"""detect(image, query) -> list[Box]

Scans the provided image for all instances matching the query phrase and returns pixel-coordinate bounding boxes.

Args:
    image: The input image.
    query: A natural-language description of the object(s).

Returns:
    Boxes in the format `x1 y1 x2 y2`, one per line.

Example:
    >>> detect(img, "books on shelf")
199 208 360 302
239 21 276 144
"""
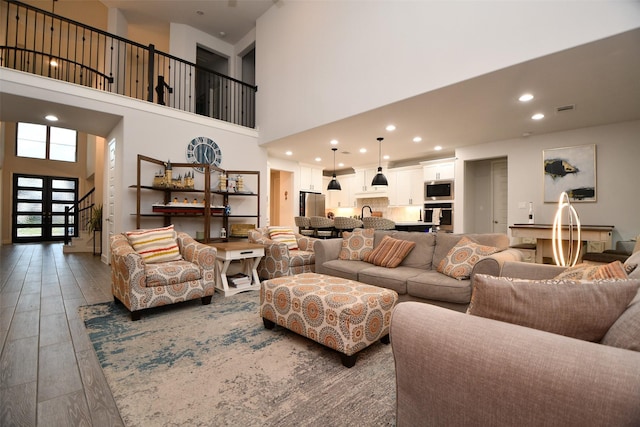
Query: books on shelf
227 273 251 287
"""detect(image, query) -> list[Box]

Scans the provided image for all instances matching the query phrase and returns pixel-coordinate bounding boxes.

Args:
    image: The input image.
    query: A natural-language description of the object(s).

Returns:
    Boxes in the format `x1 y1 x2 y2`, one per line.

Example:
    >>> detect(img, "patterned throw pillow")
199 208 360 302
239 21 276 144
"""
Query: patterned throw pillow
339 228 375 260
468 274 640 342
554 261 629 280
437 236 499 280
268 226 298 250
125 224 182 264
364 235 416 268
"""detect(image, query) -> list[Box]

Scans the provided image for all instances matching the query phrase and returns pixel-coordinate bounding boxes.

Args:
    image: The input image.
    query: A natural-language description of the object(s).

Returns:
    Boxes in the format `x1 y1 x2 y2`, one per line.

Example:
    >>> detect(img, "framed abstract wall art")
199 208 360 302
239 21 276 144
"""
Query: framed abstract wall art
543 144 596 203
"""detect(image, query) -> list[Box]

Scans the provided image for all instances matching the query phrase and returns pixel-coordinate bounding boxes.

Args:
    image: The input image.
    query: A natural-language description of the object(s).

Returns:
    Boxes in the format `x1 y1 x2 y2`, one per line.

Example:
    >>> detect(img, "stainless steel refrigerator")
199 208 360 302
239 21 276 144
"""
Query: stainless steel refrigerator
299 191 326 217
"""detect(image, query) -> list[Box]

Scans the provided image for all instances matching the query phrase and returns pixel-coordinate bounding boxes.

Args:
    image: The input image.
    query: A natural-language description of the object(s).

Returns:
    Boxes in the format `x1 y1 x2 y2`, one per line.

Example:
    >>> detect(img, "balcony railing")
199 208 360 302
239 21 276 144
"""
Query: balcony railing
0 0 256 128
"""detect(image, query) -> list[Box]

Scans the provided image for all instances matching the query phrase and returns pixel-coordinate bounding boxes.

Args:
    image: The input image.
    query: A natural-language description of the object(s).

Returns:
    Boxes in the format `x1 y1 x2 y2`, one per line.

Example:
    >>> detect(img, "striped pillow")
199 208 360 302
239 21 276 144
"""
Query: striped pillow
555 261 629 280
364 235 416 268
268 226 298 250
125 225 182 264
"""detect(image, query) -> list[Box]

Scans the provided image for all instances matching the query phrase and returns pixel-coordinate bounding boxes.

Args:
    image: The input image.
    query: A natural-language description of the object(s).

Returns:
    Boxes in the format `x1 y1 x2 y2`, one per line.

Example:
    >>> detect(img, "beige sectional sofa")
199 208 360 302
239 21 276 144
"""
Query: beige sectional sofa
391 258 640 426
314 230 523 311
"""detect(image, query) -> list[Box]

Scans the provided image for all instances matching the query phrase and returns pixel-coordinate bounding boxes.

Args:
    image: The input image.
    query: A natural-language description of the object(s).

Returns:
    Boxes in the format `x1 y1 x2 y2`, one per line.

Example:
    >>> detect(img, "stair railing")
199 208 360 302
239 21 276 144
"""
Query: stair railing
64 187 95 245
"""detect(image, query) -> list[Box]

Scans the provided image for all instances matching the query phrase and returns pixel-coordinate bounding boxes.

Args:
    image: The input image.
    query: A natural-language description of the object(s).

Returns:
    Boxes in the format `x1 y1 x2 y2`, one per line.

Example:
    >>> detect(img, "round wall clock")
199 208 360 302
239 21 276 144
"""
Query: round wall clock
186 136 222 173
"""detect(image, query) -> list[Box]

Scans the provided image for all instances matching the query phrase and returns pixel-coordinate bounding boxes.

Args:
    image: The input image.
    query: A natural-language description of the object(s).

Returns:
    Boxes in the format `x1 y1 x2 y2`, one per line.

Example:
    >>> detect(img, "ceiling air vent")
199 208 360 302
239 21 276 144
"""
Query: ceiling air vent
555 104 576 113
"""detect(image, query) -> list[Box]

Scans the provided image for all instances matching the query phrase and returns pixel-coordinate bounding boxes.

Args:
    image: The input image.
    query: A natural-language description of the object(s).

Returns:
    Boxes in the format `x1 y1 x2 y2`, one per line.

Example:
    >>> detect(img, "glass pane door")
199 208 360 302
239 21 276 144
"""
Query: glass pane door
13 174 78 242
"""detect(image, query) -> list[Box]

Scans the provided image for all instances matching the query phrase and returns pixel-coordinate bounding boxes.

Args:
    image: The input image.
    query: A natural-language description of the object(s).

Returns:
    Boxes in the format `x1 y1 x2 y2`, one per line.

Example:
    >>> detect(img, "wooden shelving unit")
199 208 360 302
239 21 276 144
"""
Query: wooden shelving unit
131 154 260 243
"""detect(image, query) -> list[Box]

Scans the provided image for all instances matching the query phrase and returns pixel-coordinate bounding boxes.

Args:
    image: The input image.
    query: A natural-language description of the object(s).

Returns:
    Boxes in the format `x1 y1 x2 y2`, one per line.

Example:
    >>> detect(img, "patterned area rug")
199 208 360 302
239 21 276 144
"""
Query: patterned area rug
79 292 396 426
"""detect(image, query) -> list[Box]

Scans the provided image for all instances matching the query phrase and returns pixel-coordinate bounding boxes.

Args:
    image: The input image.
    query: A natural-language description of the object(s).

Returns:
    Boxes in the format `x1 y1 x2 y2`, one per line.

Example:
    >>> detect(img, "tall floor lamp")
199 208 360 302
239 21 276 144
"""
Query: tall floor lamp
551 191 581 267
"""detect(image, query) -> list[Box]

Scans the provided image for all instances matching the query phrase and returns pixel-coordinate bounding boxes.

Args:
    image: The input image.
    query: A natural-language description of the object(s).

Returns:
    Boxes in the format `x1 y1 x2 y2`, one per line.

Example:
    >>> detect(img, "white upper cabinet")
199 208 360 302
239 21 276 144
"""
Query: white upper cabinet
388 167 424 206
325 174 356 208
354 167 388 195
299 164 324 192
422 159 455 181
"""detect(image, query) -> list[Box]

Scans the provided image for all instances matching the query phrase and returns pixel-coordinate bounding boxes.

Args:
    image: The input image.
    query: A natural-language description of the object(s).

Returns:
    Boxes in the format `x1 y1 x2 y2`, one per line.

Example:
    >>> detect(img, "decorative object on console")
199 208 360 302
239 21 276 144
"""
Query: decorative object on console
543 144 596 202
327 147 342 191
186 136 222 173
552 191 582 267
371 137 388 186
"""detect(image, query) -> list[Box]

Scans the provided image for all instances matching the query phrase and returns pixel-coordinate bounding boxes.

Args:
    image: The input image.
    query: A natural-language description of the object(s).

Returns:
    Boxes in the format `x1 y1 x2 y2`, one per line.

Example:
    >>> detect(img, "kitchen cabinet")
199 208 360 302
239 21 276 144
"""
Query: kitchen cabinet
354 167 388 196
299 164 323 192
422 159 455 181
325 174 356 208
388 167 423 206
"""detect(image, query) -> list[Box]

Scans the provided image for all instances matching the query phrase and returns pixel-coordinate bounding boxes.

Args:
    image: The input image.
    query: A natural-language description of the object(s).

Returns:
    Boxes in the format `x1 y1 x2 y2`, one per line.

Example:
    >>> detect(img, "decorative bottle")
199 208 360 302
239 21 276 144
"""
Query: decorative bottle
528 202 535 224
220 227 227 238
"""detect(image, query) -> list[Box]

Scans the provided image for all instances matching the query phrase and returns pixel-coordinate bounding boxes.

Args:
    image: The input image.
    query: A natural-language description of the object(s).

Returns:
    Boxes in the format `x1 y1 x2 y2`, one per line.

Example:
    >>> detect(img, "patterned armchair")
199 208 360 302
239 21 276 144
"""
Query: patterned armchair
248 227 319 280
110 231 216 320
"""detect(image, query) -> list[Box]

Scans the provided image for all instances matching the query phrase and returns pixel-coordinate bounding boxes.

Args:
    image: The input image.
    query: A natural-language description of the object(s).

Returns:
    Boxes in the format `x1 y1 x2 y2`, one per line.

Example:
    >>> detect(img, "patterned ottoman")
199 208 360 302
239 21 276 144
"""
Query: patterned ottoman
260 272 399 367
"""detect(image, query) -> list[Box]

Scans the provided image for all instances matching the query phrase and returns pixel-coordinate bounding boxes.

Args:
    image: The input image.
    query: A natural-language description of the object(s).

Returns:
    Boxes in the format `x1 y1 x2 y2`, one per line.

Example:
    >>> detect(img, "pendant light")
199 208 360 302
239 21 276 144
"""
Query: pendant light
327 147 342 191
371 137 388 186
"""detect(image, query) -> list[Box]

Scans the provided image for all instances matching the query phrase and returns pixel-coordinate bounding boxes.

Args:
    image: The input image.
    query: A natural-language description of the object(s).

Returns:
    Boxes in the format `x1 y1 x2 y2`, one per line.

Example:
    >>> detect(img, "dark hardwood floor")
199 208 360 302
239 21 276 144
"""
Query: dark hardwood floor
0 243 124 427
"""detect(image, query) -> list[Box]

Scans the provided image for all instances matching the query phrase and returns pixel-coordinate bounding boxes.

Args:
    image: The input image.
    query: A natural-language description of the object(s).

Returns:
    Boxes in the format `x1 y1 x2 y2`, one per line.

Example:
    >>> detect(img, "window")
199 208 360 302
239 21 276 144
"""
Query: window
17 122 77 162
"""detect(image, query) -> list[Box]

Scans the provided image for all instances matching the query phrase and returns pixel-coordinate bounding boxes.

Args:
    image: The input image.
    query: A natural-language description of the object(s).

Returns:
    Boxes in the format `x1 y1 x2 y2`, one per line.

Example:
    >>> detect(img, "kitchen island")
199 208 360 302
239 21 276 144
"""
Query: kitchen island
394 222 433 232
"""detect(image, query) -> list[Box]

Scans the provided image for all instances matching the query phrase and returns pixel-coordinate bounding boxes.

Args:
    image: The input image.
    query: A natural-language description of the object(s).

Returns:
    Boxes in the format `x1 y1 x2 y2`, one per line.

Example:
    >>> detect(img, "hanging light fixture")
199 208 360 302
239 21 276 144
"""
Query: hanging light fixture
371 137 388 186
327 147 342 191
552 191 581 267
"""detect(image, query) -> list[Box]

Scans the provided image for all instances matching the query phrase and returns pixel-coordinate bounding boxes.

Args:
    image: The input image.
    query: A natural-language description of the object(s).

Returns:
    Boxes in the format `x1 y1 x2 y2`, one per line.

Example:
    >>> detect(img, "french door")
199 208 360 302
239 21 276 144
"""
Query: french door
12 174 78 243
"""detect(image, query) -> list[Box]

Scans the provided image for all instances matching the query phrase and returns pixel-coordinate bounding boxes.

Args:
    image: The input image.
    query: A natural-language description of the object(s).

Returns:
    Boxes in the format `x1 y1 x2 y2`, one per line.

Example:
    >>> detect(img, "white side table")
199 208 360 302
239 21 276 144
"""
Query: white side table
209 242 264 297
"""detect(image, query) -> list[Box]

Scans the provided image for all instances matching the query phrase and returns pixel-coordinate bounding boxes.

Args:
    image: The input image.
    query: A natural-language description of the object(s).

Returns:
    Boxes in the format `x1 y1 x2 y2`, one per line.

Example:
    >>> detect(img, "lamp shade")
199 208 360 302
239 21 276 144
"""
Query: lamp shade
371 167 388 186
327 147 342 191
371 137 388 187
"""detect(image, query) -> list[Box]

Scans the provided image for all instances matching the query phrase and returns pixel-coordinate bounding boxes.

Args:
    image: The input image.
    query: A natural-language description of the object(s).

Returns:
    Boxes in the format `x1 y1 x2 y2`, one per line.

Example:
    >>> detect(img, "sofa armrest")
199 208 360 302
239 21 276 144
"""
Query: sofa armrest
176 232 217 284
313 238 343 274
471 248 524 279
109 233 146 306
296 234 319 251
499 260 567 279
391 302 640 427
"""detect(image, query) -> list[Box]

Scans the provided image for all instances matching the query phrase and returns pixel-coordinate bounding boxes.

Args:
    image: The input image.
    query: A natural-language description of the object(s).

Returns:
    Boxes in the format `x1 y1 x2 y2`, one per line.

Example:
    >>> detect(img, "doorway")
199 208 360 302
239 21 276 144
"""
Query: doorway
269 169 294 227
463 157 508 234
195 47 229 121
13 174 78 243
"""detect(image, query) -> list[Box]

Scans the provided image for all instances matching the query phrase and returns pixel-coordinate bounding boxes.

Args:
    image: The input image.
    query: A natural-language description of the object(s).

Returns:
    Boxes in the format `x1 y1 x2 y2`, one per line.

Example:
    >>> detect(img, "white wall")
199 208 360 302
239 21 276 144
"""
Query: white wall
255 1 640 144
456 120 640 243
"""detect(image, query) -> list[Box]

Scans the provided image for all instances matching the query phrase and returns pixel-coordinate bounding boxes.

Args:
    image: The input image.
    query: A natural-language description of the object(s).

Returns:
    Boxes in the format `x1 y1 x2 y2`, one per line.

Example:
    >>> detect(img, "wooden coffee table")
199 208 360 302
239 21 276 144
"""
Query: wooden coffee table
209 242 264 296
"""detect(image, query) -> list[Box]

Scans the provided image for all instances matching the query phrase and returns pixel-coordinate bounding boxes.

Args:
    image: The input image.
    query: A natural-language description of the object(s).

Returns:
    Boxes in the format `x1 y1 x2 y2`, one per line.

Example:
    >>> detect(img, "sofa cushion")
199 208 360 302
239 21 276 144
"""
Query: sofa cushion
601 288 640 351
437 236 499 280
391 231 436 269
357 266 423 295
268 226 298 250
125 225 182 264
364 235 416 268
339 228 375 260
145 259 201 287
406 271 472 304
468 274 640 342
319 259 372 281
554 261 629 280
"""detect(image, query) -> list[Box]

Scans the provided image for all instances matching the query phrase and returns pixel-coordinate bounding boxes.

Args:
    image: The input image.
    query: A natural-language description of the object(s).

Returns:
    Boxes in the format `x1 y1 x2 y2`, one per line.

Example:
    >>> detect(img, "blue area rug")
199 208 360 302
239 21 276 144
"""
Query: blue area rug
79 291 396 426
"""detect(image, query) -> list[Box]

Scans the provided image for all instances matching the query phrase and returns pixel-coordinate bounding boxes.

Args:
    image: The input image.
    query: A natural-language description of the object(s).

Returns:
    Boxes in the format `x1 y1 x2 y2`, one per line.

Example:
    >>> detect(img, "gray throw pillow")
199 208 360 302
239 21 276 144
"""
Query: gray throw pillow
600 288 640 351
468 274 640 342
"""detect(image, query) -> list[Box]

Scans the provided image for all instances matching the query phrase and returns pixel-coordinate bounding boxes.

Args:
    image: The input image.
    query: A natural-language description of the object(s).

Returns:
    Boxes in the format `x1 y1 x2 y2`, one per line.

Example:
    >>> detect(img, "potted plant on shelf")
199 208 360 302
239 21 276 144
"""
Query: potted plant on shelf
87 204 103 233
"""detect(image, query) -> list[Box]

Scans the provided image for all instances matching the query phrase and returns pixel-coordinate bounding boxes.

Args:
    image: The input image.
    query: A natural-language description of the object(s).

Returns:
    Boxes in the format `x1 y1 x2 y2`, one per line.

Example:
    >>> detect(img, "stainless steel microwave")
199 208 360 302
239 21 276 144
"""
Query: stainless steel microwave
425 180 454 201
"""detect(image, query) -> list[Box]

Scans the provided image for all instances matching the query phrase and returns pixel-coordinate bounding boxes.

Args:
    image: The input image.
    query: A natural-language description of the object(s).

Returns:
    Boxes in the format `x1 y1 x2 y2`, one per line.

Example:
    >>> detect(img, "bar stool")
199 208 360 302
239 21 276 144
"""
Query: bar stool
334 217 364 236
362 217 396 230
294 216 315 237
310 216 335 239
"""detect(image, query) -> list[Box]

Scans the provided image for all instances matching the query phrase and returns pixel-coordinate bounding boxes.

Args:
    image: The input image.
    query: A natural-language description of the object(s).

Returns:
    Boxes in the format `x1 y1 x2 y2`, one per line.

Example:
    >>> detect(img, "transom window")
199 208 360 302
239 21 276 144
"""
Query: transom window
17 122 77 162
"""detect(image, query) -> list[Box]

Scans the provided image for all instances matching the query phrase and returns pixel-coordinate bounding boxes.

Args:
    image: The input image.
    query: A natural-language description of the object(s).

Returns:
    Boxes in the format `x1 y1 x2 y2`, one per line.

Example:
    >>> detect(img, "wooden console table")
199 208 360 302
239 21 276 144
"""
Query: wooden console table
209 242 264 296
509 224 614 264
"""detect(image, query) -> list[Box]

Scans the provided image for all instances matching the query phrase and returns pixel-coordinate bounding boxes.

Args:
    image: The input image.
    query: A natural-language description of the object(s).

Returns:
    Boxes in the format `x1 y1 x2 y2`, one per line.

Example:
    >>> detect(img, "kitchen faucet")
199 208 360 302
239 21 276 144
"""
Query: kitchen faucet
361 205 372 219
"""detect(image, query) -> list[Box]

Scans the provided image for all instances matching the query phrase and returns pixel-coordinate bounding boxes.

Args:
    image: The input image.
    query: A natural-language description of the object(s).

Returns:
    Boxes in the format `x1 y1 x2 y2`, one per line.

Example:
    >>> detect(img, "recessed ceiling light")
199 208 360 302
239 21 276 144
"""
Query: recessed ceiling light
434 145 442 151
383 155 390 160
519 93 534 102
330 139 338 145
359 148 367 153
49 59 58 67
413 136 422 143
386 124 396 131
531 113 545 120
338 162 344 167
285 151 292 156
314 157 321 162
45 114 58 121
